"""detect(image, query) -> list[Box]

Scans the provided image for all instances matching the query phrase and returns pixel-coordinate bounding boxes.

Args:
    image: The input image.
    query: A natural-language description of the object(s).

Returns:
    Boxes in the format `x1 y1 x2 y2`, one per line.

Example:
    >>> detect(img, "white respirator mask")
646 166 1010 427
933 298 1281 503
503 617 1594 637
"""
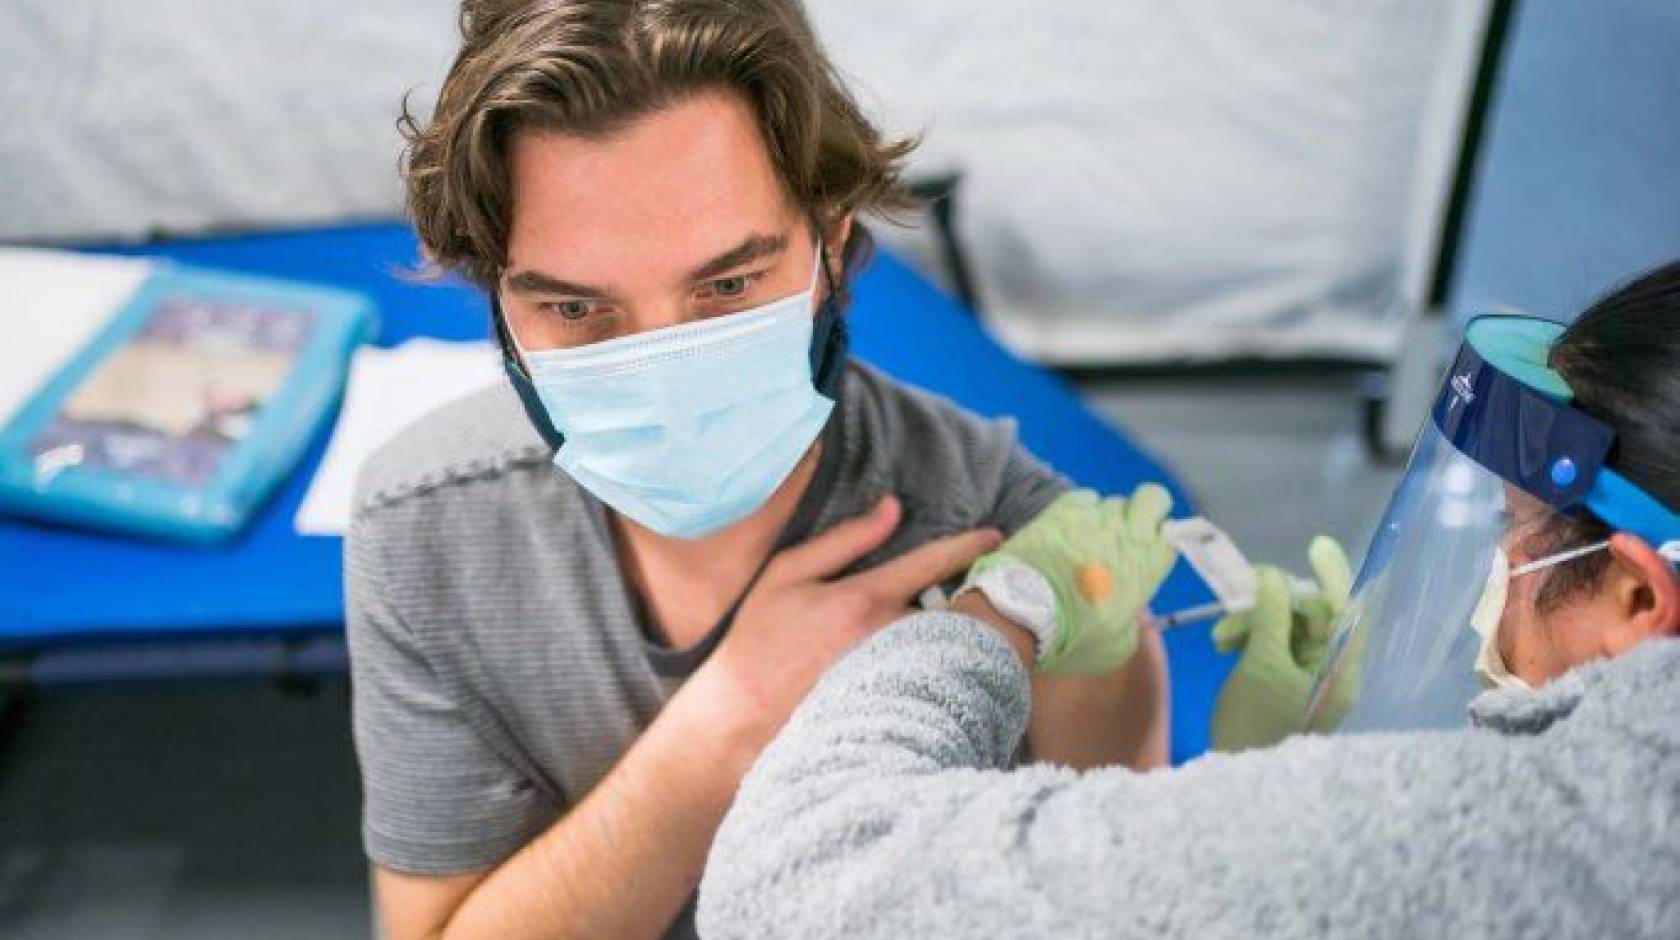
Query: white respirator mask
1468 541 1612 691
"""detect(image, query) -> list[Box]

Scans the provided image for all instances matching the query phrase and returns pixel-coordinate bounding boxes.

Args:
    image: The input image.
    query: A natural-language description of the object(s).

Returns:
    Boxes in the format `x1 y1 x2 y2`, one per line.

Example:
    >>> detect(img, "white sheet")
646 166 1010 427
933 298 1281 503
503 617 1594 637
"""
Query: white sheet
0 248 155 427
2 0 1491 365
0 0 456 243
808 0 1491 363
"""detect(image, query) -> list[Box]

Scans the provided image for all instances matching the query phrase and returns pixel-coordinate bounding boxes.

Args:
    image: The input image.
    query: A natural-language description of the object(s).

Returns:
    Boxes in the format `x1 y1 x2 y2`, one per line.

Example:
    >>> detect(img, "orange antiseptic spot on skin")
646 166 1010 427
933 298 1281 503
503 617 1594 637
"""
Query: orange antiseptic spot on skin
1076 563 1114 603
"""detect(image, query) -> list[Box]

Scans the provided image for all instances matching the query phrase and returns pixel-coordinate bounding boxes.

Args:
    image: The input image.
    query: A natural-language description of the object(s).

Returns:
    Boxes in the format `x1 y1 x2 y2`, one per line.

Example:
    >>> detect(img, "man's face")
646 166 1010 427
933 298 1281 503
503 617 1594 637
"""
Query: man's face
500 89 822 352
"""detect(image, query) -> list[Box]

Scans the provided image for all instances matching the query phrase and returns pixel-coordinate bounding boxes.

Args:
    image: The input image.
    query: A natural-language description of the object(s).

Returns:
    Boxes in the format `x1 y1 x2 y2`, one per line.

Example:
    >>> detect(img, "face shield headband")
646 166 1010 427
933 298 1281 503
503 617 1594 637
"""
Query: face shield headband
1435 316 1680 553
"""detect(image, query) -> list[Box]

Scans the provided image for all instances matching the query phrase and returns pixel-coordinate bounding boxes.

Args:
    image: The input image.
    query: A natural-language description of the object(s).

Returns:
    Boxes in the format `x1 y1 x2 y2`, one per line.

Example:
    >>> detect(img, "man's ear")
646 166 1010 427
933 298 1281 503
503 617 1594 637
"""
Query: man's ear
1605 533 1680 647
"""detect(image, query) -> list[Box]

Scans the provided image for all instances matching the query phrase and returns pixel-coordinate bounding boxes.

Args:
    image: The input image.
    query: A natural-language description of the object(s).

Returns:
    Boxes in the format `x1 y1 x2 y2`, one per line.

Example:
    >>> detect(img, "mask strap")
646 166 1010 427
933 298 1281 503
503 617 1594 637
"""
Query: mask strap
1660 541 1680 568
807 229 849 401
491 294 566 450
809 237 828 293
1511 539 1612 578
502 309 532 359
807 214 841 292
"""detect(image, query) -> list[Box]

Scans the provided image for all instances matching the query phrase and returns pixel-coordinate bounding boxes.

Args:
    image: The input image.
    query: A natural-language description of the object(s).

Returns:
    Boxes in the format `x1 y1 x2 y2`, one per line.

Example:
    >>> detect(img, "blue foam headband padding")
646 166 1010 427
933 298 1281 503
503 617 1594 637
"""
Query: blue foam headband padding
1452 316 1680 547
1585 467 1680 553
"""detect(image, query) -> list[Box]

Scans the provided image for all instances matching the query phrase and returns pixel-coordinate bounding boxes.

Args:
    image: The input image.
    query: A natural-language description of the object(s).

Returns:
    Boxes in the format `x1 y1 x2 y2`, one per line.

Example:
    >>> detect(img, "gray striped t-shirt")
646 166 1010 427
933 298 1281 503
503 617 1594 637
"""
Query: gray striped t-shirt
345 361 1066 931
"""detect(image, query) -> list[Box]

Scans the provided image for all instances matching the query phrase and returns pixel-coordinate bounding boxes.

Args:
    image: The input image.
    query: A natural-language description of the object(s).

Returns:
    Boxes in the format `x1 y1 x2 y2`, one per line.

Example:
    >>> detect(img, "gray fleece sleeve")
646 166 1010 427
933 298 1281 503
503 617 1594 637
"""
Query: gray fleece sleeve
698 613 1671 940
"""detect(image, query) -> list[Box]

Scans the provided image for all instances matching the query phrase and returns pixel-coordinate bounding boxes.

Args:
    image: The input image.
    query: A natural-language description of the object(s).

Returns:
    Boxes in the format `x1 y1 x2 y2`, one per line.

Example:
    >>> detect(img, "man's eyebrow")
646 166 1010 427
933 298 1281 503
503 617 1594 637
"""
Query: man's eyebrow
502 233 790 297
688 232 789 282
502 269 611 299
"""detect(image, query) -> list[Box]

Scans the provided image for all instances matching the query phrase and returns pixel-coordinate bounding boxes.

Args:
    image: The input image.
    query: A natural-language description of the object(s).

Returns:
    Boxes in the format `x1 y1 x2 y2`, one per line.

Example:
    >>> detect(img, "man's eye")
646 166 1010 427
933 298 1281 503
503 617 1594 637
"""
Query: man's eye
542 300 593 321
712 275 750 298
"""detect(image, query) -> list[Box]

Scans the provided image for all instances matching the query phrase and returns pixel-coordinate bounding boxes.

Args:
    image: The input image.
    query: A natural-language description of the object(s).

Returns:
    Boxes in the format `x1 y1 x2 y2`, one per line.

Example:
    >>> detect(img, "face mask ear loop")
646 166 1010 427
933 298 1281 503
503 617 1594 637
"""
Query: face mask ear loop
811 238 830 297
1510 539 1613 578
492 295 532 368
808 214 841 298
820 243 840 297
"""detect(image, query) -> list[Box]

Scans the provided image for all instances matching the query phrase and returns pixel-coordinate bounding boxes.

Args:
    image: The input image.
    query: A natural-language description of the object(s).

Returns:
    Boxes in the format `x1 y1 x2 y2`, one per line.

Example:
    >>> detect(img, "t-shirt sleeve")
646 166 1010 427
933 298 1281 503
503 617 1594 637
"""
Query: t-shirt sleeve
858 368 1069 537
983 420 1071 535
346 513 556 875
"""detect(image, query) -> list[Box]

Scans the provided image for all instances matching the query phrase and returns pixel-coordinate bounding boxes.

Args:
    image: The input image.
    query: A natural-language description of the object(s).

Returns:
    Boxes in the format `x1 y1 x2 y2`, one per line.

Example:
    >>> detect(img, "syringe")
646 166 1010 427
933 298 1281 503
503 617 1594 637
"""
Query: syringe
924 577 1320 632
1142 575 1320 632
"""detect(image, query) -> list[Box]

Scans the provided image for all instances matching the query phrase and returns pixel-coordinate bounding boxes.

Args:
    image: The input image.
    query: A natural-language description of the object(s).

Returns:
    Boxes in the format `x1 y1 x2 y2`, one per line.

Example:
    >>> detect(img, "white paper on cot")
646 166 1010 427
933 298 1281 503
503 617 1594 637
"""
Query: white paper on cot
293 339 502 535
1162 517 1258 612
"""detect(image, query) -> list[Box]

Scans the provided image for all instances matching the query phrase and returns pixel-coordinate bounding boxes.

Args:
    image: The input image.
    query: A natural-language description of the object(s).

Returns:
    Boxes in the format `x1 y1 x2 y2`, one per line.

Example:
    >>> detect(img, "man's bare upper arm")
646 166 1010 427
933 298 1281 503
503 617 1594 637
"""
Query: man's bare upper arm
373 864 490 940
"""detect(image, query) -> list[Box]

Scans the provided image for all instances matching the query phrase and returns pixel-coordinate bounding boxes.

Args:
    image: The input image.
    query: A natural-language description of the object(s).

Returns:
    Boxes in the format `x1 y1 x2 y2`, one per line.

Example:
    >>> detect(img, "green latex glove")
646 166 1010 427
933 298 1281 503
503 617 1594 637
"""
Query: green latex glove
1210 536 1358 752
966 485 1177 674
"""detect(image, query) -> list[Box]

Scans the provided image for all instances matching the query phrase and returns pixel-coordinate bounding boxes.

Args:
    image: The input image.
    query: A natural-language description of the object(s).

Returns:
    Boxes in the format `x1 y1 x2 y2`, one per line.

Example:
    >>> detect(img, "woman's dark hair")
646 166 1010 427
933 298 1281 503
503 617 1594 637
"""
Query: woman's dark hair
1530 260 1680 609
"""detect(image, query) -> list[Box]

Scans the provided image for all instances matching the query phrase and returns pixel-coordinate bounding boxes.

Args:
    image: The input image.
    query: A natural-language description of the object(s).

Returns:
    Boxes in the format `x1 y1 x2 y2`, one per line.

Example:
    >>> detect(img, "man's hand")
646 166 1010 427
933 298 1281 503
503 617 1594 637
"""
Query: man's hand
693 495 1002 768
963 486 1177 674
388 495 997 940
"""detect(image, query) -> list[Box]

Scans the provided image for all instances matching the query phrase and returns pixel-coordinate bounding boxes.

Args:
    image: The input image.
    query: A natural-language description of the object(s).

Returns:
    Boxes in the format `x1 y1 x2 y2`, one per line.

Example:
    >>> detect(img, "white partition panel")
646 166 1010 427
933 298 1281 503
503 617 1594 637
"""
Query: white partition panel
1 1 1489 364
0 0 457 243
809 1 1491 363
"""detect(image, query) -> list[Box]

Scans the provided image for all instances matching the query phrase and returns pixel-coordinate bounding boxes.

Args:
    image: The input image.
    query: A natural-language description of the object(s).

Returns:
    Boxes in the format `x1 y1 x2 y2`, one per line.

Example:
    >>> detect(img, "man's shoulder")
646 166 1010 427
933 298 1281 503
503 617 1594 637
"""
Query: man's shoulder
843 361 1016 456
838 362 1066 532
352 381 554 520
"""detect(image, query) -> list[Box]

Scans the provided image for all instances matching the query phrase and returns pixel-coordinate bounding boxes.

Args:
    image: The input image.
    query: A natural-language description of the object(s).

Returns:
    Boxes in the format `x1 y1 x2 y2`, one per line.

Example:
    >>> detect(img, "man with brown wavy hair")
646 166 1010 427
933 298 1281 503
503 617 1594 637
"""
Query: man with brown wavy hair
346 2 1170 938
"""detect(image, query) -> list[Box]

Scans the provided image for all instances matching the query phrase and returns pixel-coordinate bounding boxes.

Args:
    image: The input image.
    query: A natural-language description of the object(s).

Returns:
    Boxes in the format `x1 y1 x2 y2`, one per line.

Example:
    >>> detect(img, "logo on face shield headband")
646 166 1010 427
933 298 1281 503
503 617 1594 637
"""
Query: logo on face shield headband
1450 373 1476 409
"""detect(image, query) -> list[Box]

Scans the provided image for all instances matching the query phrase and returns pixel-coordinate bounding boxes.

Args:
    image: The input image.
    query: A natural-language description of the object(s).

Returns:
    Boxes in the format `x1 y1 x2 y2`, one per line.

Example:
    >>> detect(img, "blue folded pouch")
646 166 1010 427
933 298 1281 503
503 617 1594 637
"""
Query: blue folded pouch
0 262 376 544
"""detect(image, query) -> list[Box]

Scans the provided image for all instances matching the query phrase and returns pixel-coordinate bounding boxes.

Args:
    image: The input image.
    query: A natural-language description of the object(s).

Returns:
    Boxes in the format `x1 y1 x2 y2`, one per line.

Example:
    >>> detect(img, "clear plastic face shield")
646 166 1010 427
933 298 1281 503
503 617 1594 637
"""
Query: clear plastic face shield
1305 317 1680 733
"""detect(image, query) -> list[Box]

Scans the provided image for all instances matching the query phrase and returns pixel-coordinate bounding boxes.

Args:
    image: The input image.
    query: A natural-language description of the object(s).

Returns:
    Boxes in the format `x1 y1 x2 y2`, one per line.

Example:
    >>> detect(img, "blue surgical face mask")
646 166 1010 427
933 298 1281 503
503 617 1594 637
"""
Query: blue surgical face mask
512 245 834 539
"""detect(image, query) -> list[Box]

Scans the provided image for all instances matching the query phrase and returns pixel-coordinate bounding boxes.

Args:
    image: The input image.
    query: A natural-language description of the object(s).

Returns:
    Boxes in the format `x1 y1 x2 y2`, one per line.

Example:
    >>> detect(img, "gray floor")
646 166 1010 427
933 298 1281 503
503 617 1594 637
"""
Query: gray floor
0 678 369 939
1082 373 1404 568
0 374 1402 939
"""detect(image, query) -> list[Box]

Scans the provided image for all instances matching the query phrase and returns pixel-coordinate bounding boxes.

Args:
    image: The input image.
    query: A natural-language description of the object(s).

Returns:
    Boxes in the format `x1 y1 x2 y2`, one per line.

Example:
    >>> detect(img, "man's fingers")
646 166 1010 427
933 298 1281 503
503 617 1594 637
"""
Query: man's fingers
770 495 901 584
852 527 1003 606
